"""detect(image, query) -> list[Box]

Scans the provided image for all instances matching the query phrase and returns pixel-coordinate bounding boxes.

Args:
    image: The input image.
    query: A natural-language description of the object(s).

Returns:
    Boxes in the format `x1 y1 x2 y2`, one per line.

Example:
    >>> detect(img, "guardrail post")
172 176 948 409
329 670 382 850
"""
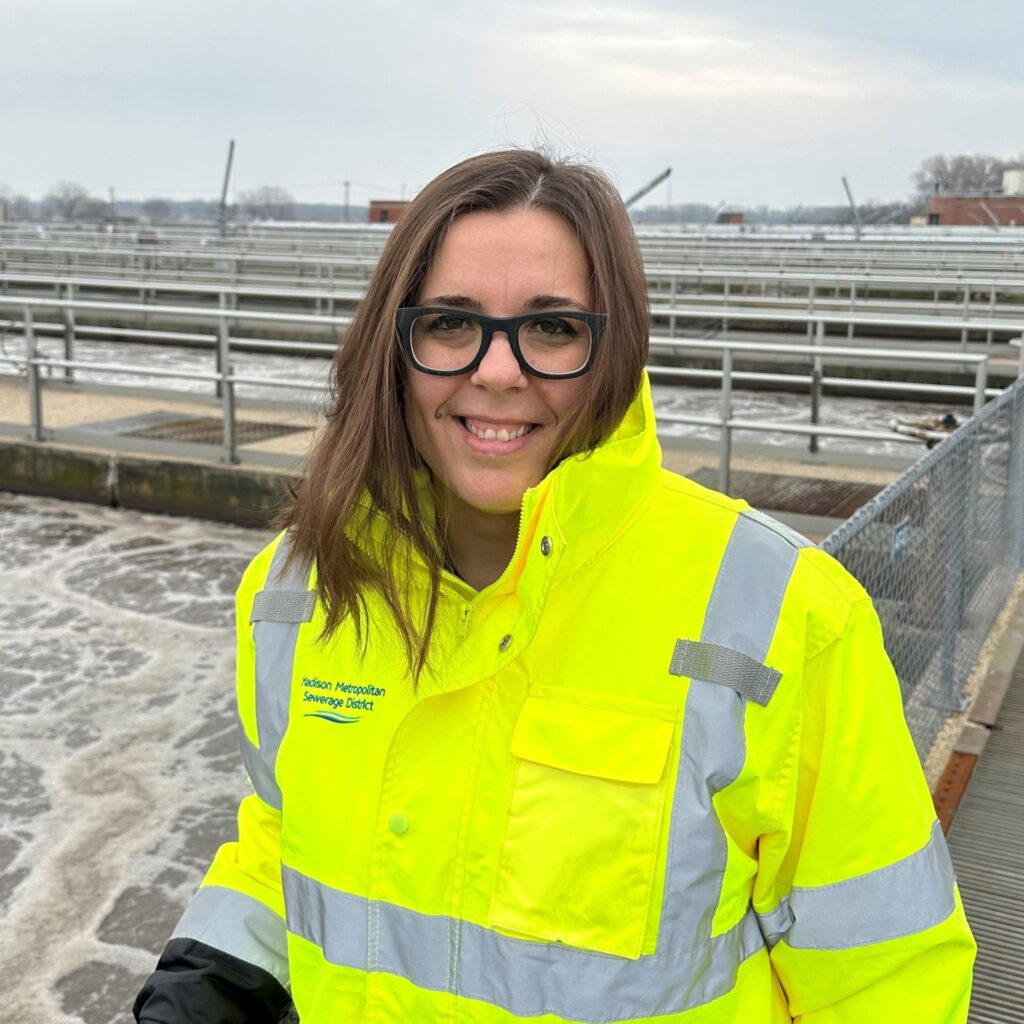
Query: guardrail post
218 315 237 463
973 359 988 413
215 295 227 399
1017 336 1024 379
222 372 237 464
960 286 969 351
718 348 733 495
847 283 856 340
24 305 43 442
809 319 824 453
809 369 821 454
1010 384 1024 569
63 281 76 383
939 441 969 711
806 283 815 342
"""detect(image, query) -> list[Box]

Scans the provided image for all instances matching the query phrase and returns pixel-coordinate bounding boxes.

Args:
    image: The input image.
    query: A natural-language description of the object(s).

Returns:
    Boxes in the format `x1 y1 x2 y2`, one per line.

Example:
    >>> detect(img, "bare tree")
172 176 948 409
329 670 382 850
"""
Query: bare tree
79 196 112 220
142 197 173 221
911 153 1024 203
10 194 34 220
239 185 295 220
45 180 92 219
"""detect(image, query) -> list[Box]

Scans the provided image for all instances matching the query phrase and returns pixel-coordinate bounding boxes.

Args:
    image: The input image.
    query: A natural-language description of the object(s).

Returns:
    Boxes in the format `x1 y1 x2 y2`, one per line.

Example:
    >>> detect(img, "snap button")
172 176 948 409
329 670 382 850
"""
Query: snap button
498 634 512 652
388 812 409 836
540 536 553 557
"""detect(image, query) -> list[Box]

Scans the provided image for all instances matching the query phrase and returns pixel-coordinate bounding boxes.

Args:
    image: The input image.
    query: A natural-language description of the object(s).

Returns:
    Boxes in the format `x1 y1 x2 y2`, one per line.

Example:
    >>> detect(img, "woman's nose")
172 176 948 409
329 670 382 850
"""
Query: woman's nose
471 331 527 389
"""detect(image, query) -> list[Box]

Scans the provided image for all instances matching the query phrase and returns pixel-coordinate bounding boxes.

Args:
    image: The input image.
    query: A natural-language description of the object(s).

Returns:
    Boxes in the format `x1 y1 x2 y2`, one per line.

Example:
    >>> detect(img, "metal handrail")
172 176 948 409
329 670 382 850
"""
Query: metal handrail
0 306 998 485
648 302 1024 335
7 270 1024 328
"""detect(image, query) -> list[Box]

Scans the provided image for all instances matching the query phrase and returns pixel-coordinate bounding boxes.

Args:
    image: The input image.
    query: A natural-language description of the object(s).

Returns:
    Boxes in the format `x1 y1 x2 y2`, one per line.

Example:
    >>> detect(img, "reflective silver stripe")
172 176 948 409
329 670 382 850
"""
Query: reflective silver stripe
668 639 782 706
700 511 801 657
778 820 957 950
285 867 368 969
659 511 798 960
245 534 310 811
282 866 764 1021
173 884 289 988
241 732 283 808
756 899 794 949
740 507 812 550
251 588 315 624
458 907 763 1019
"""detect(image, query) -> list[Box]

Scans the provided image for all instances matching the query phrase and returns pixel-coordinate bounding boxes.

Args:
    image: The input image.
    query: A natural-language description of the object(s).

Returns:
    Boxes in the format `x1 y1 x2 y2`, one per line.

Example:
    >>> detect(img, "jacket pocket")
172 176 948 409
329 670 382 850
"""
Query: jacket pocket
488 690 676 959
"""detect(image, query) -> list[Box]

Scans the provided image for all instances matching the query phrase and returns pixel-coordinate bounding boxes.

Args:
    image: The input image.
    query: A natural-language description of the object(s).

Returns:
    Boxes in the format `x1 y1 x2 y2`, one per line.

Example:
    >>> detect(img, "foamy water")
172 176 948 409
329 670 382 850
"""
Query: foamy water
0 492 270 1023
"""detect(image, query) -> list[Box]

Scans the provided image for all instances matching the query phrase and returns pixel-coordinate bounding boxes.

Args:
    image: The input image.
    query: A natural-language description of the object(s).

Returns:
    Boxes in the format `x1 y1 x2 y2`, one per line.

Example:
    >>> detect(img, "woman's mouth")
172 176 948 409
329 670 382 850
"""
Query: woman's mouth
458 417 537 442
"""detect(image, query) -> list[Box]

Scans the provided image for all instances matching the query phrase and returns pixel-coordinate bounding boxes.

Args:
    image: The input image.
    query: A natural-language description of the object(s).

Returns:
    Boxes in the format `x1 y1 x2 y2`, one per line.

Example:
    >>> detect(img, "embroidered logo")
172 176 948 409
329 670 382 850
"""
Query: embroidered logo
301 676 386 724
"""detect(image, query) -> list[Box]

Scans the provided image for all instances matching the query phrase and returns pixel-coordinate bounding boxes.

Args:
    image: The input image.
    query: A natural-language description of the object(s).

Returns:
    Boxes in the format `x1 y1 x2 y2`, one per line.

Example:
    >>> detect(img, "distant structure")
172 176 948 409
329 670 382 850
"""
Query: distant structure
716 211 745 225
368 200 410 224
927 169 1024 227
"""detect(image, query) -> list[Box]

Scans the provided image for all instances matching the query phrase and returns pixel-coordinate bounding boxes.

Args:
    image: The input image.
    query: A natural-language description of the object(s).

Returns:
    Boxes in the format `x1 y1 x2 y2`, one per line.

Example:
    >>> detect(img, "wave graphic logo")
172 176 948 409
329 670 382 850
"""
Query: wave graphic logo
305 711 361 725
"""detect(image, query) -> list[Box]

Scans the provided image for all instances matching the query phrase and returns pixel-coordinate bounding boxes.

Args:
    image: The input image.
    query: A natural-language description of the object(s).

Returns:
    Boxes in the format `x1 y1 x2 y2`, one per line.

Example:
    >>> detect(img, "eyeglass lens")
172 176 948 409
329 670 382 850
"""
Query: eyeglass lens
410 312 592 375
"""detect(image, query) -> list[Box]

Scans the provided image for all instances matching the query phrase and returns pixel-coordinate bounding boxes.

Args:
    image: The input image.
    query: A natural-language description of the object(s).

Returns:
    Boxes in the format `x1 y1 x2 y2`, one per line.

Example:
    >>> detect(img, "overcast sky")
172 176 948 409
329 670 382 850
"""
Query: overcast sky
3 0 1022 208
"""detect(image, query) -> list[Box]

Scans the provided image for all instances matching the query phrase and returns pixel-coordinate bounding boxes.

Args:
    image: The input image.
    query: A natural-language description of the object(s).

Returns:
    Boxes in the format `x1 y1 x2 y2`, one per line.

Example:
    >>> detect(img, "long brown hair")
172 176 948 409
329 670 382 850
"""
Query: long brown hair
283 149 649 676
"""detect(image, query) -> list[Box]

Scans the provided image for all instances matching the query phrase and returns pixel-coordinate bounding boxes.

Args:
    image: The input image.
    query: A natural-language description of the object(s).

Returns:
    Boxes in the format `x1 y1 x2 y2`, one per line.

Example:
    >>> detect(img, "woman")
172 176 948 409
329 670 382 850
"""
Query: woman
134 150 975 1023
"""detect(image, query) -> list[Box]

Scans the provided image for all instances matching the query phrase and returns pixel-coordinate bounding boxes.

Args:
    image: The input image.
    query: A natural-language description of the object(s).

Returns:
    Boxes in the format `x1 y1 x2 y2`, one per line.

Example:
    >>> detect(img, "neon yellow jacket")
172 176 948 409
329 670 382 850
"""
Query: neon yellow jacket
170 377 974 1022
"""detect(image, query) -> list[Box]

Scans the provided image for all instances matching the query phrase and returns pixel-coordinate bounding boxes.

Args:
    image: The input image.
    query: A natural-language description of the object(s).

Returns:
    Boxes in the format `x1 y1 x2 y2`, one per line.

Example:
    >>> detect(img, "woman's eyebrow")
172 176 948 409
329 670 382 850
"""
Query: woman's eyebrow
419 294 586 312
524 295 586 311
420 294 482 310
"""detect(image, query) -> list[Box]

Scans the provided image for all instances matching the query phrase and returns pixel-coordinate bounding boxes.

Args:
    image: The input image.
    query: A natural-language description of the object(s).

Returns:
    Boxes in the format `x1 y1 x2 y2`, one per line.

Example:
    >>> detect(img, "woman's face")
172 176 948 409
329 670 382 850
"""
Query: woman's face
404 207 591 518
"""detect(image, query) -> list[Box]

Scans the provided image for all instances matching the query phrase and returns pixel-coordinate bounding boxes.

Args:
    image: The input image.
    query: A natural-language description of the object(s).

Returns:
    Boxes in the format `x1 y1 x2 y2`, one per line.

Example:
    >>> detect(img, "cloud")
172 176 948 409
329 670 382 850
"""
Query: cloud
2 0 1022 205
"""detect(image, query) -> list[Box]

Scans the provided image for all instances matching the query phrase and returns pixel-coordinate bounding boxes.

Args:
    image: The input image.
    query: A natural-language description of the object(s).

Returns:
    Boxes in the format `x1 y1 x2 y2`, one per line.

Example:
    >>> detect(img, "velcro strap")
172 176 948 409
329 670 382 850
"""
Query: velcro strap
668 639 782 706
251 589 316 624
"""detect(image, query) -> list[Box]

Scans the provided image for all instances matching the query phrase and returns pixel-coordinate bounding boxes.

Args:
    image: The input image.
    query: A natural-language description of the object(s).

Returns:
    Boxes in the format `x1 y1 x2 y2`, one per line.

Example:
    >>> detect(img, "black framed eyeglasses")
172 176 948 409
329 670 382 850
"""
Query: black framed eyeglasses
395 307 606 379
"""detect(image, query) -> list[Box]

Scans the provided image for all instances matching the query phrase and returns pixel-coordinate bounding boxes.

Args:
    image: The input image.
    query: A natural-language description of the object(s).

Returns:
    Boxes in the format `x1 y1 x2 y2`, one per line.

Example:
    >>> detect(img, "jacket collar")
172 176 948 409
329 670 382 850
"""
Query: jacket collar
353 374 660 579
455 371 661 609
346 374 662 691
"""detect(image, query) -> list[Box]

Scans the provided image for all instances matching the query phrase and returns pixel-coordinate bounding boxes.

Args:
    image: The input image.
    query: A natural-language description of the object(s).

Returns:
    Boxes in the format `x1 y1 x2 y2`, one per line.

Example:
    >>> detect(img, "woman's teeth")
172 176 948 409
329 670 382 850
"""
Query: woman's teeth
464 420 533 442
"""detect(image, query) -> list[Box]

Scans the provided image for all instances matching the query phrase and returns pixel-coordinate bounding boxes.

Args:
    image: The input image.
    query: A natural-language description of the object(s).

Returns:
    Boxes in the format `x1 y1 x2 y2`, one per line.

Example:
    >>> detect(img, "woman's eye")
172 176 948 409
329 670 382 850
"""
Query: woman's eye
528 317 576 337
430 315 473 333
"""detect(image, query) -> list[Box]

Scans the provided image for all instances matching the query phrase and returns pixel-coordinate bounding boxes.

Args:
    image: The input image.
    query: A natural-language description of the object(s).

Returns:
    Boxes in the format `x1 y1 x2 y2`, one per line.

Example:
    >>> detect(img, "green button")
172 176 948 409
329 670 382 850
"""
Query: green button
388 812 409 836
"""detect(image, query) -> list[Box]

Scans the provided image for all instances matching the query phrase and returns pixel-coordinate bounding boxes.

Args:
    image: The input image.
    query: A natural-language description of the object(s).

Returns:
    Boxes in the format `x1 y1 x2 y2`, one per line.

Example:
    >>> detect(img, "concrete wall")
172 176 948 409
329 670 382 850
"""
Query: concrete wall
0 441 297 527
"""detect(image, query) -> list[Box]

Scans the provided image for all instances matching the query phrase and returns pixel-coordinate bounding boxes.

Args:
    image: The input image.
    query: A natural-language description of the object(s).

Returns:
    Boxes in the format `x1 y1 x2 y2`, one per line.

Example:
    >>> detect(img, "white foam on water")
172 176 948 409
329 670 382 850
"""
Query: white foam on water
0 492 271 1024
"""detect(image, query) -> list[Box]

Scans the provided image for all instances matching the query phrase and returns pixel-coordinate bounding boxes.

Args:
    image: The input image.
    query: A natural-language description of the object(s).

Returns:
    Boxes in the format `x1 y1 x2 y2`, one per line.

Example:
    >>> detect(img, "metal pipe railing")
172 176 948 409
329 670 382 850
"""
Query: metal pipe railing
0 291 1006 483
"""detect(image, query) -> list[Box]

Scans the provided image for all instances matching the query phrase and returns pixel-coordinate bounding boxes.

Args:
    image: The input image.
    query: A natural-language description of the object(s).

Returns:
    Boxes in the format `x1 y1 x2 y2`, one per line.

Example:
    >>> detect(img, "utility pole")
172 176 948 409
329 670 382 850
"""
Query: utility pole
218 139 236 239
624 168 672 209
344 180 350 223
841 175 862 242
109 187 116 223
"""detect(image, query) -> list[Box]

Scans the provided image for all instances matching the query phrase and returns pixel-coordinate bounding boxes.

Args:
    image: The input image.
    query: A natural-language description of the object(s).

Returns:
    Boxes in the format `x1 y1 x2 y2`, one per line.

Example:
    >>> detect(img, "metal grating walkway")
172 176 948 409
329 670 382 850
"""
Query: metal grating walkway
948 651 1024 1023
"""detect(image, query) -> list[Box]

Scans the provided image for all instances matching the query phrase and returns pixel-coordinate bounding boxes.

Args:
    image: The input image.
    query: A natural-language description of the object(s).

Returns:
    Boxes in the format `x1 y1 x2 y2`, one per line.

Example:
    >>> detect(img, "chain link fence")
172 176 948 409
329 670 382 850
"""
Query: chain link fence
823 377 1024 761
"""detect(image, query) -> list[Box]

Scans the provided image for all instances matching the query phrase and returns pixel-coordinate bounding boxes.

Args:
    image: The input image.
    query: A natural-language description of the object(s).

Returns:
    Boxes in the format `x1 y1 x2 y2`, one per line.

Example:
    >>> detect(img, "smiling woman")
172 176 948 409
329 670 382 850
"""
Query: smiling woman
402 207 598 587
134 150 974 1024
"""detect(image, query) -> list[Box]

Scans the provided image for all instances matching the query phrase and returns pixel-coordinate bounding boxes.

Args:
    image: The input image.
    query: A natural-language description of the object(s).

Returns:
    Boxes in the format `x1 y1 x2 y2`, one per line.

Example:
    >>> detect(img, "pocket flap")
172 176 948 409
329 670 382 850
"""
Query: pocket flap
510 695 674 785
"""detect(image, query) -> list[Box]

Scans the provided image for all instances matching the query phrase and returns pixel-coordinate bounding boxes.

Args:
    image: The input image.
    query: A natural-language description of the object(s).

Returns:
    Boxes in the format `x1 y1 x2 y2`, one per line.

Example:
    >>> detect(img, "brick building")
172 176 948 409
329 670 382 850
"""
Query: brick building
368 200 410 225
928 170 1024 227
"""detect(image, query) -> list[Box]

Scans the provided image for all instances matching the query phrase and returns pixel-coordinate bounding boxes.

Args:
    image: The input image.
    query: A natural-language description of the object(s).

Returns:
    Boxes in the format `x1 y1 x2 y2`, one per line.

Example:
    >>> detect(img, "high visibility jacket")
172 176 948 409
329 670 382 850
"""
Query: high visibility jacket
141 377 975 1023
